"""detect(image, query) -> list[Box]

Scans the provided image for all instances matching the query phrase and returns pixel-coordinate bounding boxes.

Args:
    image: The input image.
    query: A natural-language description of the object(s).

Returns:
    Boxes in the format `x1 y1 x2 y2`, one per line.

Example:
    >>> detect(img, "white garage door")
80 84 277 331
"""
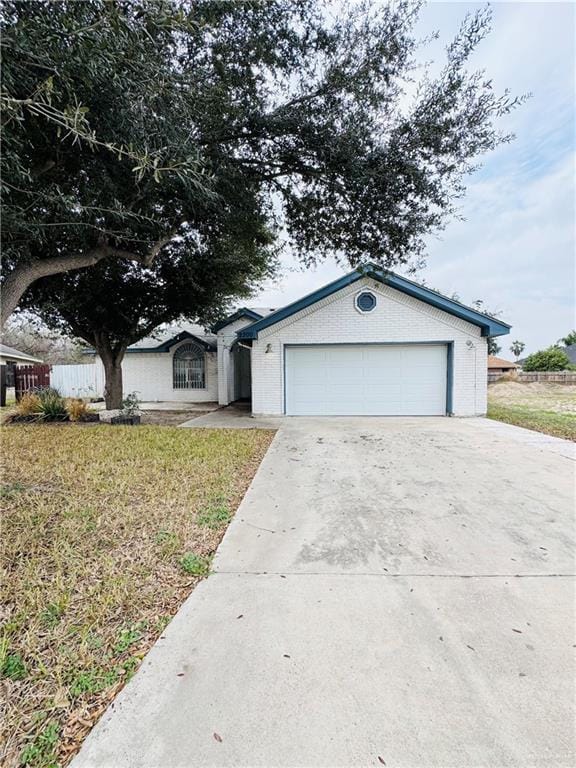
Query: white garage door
285 344 447 416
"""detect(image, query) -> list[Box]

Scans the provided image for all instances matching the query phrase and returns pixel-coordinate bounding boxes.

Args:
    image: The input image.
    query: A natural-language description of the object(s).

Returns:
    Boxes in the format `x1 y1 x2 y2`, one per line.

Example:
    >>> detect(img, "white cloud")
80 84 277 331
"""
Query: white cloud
421 152 575 353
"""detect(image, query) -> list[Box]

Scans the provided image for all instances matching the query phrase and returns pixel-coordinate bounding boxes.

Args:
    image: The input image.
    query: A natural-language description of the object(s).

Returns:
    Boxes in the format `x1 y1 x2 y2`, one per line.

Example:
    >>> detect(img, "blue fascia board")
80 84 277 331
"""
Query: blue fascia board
237 265 511 340
152 331 215 352
85 331 216 355
237 271 363 340
375 269 511 338
211 308 263 333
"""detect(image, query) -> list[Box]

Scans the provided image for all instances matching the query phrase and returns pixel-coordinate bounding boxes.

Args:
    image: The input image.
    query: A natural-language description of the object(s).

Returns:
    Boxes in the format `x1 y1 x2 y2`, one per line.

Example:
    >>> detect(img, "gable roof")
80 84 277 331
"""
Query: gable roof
83 326 216 356
488 355 518 370
211 307 276 332
0 343 44 364
237 265 511 340
131 330 215 353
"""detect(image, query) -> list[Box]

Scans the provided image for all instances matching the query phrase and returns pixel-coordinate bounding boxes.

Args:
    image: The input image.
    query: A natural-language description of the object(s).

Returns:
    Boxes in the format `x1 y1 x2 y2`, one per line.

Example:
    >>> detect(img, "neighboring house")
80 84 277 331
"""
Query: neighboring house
0 343 45 392
488 356 518 376
90 265 511 416
0 343 44 366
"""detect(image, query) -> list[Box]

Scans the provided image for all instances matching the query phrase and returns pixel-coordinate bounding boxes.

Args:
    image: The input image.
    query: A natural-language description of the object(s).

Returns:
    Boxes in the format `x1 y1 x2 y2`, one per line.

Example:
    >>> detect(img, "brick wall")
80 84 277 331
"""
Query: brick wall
95 340 218 402
251 277 487 417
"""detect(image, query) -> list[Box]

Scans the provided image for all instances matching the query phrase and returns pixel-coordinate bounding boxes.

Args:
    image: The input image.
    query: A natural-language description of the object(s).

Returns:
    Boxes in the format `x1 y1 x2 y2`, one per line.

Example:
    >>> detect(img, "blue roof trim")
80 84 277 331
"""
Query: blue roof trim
237 265 511 340
83 331 215 355
151 331 215 352
212 308 263 332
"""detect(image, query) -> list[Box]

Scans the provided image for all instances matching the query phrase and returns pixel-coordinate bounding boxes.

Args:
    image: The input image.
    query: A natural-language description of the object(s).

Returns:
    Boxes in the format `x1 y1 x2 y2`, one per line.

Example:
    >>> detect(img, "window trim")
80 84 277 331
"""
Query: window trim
354 290 377 314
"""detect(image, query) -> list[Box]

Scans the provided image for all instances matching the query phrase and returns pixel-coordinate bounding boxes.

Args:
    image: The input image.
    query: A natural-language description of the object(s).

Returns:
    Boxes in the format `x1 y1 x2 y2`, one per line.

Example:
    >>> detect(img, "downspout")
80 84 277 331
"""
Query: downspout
466 339 478 414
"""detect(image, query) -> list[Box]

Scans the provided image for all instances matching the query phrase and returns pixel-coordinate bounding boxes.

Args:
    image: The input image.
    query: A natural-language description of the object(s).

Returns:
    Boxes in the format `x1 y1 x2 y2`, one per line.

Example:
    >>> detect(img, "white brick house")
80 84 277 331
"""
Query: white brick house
96 266 510 416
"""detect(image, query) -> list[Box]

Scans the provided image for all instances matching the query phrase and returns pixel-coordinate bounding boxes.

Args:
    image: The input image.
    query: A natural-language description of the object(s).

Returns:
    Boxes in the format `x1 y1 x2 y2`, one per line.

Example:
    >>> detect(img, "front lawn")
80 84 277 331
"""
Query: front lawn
487 403 576 441
1 424 274 768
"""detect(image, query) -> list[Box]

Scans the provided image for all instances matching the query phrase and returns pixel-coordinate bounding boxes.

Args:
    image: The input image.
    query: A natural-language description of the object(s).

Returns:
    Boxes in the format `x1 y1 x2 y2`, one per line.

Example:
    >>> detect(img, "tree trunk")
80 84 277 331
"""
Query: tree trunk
98 346 126 409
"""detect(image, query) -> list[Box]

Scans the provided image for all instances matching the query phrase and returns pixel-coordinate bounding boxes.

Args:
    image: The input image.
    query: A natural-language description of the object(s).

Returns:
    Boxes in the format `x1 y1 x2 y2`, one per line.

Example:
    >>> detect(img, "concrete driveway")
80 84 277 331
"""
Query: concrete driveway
73 418 575 768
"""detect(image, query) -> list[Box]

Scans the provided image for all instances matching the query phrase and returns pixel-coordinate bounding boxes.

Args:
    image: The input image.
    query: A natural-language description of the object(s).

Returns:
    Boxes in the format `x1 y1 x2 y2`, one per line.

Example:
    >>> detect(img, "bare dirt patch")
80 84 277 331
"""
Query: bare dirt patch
488 380 576 413
139 410 209 426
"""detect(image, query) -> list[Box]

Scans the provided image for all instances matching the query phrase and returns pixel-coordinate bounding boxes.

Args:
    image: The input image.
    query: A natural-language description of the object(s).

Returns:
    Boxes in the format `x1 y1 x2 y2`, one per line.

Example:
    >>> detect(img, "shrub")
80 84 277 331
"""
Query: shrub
16 392 42 416
522 347 571 372
66 398 88 422
122 392 141 416
34 387 68 420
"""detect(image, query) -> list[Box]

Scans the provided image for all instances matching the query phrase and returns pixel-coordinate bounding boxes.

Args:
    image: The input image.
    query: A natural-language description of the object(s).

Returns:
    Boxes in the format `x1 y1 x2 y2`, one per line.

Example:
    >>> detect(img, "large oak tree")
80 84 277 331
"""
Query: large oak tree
1 0 523 328
24 214 274 407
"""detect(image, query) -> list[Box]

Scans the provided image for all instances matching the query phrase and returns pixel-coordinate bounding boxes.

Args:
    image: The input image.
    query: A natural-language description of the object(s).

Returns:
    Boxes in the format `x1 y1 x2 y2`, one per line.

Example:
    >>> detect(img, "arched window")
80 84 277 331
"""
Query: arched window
173 343 205 389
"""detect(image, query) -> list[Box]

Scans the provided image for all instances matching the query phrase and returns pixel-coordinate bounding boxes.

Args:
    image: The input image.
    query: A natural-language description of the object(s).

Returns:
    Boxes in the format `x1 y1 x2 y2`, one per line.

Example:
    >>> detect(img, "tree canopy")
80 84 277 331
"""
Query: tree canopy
488 338 501 356
1 0 523 326
25 230 273 407
558 331 576 347
522 347 572 372
509 340 525 360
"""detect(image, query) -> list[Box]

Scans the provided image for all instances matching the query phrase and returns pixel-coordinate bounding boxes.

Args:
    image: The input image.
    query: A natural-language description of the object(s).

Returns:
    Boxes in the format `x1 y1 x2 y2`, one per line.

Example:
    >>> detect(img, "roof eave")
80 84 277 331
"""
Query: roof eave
84 331 216 355
238 266 511 340
154 331 215 352
1 353 44 364
211 308 263 333
373 270 511 338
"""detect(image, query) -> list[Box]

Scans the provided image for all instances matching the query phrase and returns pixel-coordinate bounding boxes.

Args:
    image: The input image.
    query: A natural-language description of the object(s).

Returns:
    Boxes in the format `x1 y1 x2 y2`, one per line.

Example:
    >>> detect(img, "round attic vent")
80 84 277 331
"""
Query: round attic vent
355 291 377 313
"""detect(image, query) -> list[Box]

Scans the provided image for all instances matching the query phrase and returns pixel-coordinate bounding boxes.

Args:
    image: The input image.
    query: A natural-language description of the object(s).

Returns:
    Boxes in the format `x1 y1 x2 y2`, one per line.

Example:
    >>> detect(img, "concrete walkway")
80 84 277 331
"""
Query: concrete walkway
72 418 575 768
179 402 281 428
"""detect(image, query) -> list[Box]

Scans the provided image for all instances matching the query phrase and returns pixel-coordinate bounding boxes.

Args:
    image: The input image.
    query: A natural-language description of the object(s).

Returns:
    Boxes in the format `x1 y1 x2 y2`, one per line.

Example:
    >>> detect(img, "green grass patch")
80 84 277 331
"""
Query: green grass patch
487 403 576 441
20 721 60 768
197 501 232 529
1 651 27 681
0 424 274 767
179 552 211 576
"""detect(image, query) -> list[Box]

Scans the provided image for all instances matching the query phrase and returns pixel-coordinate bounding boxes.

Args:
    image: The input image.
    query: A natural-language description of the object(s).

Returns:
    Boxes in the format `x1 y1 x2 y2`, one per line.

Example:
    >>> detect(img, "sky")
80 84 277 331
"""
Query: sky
252 1 575 356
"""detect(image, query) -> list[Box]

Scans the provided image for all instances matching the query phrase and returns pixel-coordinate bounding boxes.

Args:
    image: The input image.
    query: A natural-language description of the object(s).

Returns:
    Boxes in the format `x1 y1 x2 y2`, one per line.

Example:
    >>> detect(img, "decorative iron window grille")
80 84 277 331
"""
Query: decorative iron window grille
173 343 205 389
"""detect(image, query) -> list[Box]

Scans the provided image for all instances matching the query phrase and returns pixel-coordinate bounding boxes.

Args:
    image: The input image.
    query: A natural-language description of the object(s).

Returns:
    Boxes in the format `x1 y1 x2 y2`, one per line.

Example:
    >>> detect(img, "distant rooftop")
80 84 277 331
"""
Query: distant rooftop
488 355 518 369
0 343 44 364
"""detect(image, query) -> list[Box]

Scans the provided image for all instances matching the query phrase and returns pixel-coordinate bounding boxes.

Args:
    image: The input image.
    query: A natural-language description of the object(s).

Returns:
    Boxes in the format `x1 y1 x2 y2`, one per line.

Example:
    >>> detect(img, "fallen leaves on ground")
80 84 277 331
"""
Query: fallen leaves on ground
1 424 274 768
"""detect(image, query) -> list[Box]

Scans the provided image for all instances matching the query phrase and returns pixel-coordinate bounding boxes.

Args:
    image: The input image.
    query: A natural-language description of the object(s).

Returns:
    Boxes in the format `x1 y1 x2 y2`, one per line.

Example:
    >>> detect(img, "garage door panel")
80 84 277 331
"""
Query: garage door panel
285 345 447 416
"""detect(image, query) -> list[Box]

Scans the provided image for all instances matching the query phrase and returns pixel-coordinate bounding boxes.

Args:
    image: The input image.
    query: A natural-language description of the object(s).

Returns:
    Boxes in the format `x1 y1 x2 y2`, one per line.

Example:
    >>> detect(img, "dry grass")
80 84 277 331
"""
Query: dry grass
488 380 576 413
0 424 275 768
488 381 576 441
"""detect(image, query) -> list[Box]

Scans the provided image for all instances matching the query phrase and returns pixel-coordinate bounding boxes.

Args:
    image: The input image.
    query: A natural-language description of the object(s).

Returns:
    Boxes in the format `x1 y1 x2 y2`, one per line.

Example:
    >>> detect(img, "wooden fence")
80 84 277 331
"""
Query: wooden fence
14 364 51 400
489 371 576 385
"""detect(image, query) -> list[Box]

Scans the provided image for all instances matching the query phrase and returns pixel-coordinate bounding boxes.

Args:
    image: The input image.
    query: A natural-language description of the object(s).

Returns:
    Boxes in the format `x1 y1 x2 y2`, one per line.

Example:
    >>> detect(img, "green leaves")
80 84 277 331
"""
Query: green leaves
179 553 211 576
1 651 27 681
3 0 523 368
522 347 572 372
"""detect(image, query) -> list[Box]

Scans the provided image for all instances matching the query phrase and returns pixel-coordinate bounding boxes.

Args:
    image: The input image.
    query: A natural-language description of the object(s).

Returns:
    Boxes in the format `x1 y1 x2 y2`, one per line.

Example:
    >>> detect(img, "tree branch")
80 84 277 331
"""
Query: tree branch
1 228 183 327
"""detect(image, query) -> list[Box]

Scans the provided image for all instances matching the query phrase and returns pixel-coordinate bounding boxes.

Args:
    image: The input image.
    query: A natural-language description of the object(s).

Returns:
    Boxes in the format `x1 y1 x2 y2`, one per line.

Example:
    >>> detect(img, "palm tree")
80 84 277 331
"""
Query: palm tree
510 341 525 360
